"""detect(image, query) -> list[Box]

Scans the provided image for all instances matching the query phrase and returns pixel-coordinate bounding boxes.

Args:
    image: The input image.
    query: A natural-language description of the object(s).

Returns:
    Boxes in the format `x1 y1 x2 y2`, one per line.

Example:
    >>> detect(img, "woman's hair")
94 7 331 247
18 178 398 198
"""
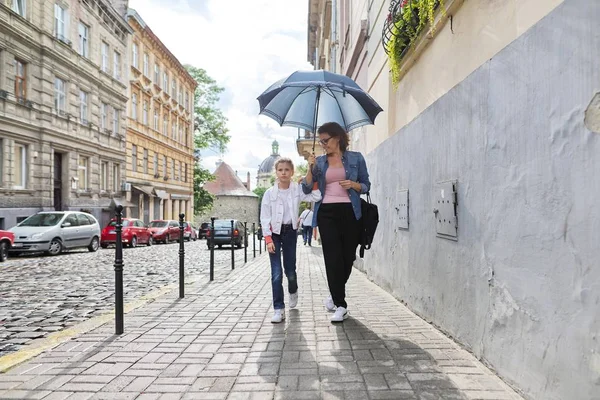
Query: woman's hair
318 122 349 151
274 157 294 171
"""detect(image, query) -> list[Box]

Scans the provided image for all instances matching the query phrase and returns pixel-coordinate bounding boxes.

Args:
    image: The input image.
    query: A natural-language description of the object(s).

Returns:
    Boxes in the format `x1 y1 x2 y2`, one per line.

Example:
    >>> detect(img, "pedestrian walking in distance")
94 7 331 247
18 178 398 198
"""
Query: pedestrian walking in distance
302 122 371 323
261 158 322 323
298 206 314 246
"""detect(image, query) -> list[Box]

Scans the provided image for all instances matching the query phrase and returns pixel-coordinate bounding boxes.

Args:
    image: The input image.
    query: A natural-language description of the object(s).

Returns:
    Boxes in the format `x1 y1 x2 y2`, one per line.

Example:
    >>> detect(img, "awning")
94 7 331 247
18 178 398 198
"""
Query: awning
154 190 169 199
132 185 155 197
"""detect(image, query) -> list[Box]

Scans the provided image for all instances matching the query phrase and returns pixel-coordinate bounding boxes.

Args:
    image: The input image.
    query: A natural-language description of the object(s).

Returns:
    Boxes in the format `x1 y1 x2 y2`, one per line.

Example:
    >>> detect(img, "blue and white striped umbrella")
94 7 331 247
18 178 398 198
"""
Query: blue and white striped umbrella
257 70 383 141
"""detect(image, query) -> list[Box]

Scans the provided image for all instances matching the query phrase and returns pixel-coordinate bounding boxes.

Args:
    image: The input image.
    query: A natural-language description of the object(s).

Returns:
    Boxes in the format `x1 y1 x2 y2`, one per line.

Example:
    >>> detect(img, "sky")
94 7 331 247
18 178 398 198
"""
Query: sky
128 0 313 189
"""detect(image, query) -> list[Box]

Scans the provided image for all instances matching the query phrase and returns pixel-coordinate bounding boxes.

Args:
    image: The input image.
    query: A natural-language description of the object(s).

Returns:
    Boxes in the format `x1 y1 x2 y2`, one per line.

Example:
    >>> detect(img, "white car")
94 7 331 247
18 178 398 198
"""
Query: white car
9 211 101 256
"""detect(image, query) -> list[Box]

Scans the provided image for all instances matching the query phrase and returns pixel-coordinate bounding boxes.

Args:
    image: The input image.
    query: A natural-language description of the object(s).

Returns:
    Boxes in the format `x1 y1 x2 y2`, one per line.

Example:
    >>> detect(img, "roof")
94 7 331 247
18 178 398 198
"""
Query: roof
258 154 280 174
204 162 258 197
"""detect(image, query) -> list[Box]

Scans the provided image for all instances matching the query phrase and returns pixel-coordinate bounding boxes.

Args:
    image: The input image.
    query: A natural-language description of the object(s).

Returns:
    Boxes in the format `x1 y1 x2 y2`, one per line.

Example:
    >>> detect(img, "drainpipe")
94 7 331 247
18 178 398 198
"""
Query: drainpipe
330 0 337 73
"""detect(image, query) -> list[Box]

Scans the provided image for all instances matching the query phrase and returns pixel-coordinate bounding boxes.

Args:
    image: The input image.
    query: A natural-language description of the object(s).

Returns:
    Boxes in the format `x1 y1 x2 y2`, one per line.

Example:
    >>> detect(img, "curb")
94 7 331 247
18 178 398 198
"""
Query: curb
0 278 199 373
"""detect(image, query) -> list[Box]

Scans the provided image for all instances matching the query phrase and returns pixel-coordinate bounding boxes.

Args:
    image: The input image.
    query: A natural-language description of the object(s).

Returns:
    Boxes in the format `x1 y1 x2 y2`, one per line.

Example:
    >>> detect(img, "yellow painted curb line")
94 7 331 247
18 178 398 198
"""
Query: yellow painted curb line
0 278 200 373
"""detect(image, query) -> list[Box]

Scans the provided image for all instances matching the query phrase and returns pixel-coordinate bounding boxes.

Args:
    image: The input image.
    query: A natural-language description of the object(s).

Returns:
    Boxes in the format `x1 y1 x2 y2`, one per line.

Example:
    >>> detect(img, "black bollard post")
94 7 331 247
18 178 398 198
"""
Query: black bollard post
244 222 248 264
230 220 235 270
252 222 256 258
209 217 215 281
178 213 185 298
114 205 124 335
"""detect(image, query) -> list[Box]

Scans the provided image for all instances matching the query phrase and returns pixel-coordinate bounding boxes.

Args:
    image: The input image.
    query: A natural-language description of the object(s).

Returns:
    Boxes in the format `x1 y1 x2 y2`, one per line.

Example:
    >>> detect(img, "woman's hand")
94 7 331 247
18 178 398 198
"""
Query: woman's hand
339 180 361 191
307 154 316 168
267 242 275 254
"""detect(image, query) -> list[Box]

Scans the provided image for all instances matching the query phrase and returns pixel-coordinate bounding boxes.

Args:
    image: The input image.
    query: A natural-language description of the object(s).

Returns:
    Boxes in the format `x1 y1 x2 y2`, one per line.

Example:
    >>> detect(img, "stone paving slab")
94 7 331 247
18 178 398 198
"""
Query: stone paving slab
0 244 524 400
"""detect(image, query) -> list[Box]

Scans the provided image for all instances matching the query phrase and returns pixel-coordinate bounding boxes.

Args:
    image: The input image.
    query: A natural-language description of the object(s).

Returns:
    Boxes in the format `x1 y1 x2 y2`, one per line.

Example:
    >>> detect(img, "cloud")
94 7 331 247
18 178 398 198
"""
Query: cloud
129 0 312 189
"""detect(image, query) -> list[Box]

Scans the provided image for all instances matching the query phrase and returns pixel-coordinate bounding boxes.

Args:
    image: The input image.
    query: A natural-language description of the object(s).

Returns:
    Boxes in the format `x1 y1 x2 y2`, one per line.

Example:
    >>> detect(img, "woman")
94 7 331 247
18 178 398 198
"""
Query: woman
303 122 371 322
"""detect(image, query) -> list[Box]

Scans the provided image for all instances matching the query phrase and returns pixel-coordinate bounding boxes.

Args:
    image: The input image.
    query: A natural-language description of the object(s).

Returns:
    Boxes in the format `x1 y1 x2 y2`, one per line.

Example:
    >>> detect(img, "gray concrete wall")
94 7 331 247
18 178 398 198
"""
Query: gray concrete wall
361 1 599 399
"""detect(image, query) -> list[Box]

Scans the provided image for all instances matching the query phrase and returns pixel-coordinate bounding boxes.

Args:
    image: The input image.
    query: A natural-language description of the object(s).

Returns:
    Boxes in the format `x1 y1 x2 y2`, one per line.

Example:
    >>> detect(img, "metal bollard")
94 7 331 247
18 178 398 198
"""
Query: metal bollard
252 222 256 258
114 205 124 335
178 213 185 298
230 220 235 270
209 217 215 281
244 222 247 264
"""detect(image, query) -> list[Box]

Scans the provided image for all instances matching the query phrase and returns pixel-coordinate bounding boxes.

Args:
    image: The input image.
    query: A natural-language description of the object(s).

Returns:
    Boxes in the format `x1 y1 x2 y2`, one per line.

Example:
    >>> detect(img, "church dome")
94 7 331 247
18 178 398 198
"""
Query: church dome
258 140 280 174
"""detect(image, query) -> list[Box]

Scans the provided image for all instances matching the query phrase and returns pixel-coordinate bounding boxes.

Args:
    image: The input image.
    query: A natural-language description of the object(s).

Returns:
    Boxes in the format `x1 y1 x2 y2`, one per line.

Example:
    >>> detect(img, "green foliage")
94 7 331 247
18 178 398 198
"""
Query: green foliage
185 65 231 215
253 187 267 206
388 0 445 86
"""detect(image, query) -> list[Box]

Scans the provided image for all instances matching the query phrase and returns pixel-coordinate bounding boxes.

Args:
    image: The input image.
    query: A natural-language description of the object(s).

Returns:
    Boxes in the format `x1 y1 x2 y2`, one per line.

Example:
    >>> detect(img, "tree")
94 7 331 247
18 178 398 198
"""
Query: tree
253 187 267 206
185 65 230 215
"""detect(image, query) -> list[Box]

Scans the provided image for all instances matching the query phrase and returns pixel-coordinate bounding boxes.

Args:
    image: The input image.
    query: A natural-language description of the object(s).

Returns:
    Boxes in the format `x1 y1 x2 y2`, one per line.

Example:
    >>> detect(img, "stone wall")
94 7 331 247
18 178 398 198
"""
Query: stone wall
196 195 259 228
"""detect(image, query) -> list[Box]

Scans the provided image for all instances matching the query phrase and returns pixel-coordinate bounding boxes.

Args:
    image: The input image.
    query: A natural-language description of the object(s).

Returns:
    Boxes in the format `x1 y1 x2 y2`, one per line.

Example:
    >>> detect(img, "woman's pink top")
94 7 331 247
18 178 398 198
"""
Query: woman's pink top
322 167 351 204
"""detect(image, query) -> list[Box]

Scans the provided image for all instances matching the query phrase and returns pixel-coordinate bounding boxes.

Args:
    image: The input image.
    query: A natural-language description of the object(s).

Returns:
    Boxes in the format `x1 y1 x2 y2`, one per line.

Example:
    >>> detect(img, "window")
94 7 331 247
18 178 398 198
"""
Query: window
113 108 120 133
153 153 158 175
101 42 109 72
100 103 108 130
54 77 66 114
100 161 108 191
153 108 159 130
15 60 26 101
154 64 160 84
171 118 176 139
185 91 189 111
79 90 88 123
132 145 137 172
162 155 166 176
179 126 182 143
163 114 168 135
171 78 176 97
171 159 175 178
77 213 92 226
131 93 137 120
12 0 26 17
142 100 148 125
178 161 182 181
143 148 148 174
184 163 188 183
78 156 88 190
54 4 68 43
178 84 183 105
132 42 138 69
78 22 89 57
14 144 26 189
112 163 119 192
113 51 121 80
143 53 149 76
163 72 168 92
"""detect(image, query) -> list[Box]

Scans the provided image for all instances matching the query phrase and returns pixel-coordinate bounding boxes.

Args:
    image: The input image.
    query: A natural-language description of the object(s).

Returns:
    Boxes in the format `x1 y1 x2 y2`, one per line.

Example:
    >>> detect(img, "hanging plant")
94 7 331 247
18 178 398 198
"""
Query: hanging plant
383 0 446 87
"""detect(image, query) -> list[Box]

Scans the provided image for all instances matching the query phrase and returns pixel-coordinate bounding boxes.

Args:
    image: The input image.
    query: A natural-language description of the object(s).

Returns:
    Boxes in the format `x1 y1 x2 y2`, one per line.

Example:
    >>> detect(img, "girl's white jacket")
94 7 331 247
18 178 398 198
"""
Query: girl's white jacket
260 180 322 238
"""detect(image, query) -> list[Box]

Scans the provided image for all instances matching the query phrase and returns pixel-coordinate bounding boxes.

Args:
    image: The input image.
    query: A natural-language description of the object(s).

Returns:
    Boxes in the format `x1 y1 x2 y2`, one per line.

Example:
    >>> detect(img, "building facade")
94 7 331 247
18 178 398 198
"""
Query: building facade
0 0 131 229
203 161 258 226
124 9 196 223
307 1 599 399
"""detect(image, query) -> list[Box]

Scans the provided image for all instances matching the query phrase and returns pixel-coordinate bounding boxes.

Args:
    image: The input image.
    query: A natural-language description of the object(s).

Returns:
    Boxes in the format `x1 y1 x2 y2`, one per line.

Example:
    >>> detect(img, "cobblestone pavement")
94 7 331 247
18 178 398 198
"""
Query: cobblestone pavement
0 238 259 357
0 244 523 400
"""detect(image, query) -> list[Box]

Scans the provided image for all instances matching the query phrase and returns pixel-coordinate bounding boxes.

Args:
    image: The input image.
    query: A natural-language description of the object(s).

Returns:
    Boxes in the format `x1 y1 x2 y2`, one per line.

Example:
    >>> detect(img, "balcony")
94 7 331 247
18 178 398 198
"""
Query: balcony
296 129 319 159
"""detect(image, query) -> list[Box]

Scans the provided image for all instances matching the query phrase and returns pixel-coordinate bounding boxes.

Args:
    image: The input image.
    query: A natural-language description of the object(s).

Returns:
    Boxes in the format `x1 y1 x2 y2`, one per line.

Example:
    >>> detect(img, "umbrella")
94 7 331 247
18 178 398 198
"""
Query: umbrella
257 70 383 149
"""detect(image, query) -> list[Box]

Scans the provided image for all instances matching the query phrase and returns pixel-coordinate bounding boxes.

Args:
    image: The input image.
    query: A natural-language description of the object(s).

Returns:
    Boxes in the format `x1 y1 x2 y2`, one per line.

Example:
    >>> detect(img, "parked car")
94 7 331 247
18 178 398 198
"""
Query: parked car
147 220 180 244
198 222 210 239
0 230 15 262
183 222 197 241
207 219 246 249
9 211 101 256
100 218 153 248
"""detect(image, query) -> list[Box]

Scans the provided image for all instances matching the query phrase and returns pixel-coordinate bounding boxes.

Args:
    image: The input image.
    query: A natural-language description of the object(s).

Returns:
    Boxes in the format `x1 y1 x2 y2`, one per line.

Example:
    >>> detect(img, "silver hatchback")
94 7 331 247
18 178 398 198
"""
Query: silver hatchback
9 211 101 256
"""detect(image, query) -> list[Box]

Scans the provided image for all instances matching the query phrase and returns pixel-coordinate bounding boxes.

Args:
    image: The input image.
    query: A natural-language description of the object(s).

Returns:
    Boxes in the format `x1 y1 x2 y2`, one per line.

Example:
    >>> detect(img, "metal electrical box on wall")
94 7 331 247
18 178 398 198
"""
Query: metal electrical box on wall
434 181 457 240
396 189 409 230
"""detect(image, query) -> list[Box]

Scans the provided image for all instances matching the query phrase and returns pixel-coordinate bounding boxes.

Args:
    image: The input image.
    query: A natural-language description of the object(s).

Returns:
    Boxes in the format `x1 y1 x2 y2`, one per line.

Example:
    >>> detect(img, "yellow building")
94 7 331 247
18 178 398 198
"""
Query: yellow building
124 8 196 223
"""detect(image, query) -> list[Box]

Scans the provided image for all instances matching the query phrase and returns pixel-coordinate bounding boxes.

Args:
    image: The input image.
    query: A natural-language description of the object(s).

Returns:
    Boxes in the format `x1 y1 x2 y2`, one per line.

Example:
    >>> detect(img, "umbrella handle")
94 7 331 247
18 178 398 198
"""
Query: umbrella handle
312 86 321 151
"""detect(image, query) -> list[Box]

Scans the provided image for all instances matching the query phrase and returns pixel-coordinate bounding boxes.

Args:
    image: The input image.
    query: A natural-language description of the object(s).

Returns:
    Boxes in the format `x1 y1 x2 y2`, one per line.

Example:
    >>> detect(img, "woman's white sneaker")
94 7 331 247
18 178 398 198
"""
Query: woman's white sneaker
289 292 298 308
271 309 285 323
324 295 335 312
331 307 348 322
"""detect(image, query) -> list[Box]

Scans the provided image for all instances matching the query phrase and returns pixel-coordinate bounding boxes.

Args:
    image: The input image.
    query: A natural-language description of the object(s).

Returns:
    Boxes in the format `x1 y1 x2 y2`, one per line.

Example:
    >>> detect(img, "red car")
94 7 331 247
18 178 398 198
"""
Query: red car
100 218 153 248
0 230 15 262
183 222 197 241
148 220 180 244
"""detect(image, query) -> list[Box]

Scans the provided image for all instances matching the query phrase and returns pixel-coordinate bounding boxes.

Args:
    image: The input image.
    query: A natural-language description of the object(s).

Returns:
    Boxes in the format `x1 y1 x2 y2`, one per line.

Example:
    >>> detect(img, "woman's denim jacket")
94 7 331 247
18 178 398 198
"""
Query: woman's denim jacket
301 150 371 227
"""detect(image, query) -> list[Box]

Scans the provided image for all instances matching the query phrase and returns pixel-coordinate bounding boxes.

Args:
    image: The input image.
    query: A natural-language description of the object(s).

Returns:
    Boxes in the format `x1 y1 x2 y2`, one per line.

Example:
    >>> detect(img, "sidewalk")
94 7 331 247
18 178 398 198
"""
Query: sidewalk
0 244 523 400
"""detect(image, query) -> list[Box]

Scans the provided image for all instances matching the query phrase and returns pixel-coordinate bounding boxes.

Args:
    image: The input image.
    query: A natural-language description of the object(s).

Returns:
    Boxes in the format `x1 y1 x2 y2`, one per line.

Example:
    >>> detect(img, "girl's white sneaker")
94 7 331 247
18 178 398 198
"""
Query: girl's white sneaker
331 307 348 322
324 295 335 312
271 309 285 323
289 292 298 308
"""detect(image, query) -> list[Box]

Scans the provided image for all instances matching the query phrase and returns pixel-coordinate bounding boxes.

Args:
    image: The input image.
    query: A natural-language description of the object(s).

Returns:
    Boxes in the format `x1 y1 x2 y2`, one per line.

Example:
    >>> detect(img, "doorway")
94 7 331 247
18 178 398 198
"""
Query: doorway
53 153 62 211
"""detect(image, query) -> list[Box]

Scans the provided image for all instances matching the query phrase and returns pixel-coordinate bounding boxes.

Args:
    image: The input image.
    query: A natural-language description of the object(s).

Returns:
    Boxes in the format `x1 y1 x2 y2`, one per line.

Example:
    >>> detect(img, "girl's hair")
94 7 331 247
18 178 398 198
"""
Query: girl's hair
274 157 294 171
318 122 349 151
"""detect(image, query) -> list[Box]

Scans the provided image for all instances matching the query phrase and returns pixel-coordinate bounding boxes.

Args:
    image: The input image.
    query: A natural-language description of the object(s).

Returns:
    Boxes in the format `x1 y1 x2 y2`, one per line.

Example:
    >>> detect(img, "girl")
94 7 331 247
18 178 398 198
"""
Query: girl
260 157 321 323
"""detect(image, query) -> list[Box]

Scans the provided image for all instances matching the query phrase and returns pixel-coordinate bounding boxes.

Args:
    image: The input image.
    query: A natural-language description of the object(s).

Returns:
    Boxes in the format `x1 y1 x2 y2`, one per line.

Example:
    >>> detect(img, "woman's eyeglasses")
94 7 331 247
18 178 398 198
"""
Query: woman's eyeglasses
319 136 333 146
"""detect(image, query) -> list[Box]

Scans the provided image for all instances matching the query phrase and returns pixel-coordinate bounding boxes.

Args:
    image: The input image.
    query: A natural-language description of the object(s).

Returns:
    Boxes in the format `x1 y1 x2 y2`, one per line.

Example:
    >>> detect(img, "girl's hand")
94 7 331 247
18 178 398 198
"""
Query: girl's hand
339 180 360 191
267 242 275 253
